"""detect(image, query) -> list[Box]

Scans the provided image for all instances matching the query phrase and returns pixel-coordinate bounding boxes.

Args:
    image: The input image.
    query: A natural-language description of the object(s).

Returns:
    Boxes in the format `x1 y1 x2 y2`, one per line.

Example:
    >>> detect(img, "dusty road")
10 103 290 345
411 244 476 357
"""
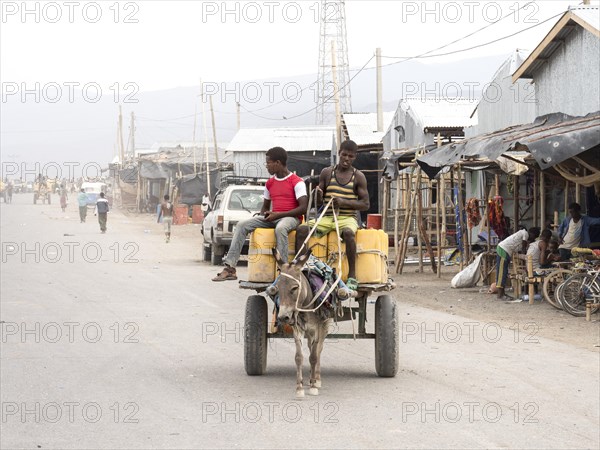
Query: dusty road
1 193 599 449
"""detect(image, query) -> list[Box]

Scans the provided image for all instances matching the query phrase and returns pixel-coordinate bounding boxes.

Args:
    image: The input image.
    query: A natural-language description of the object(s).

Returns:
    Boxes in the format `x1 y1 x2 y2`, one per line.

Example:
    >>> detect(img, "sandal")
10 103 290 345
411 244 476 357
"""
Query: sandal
346 277 358 291
212 266 237 282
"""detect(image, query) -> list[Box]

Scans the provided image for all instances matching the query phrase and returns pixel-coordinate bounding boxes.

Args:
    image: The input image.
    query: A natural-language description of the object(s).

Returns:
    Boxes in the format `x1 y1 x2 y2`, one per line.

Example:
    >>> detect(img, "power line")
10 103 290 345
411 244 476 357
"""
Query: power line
240 54 375 121
375 1 536 67
380 13 563 67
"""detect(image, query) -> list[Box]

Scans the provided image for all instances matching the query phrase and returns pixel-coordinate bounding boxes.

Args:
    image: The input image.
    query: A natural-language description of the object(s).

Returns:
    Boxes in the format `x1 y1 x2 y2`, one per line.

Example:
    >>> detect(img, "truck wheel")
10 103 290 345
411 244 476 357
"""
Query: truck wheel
375 295 399 377
211 244 223 266
244 295 268 375
202 244 212 262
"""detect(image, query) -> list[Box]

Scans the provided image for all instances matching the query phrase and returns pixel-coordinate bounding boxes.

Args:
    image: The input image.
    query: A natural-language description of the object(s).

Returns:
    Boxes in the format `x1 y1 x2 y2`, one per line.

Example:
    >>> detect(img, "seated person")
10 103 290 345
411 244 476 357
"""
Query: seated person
295 140 369 291
212 147 307 281
525 229 552 270
558 202 600 260
545 239 562 266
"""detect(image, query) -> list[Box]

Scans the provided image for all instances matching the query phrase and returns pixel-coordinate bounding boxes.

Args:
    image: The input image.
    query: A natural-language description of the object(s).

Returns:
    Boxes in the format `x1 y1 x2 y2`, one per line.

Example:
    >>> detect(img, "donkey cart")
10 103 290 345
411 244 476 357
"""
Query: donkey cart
239 278 399 378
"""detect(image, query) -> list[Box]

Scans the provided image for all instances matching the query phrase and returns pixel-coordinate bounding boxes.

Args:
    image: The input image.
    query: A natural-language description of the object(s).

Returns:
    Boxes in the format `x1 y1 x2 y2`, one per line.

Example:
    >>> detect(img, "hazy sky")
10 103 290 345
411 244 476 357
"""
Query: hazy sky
1 0 588 91
1 0 596 175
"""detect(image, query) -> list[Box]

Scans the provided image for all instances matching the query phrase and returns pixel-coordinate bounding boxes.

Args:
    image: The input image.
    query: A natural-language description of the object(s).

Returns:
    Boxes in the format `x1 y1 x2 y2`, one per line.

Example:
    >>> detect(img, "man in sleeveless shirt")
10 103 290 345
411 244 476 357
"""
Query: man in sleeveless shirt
212 147 308 281
295 140 369 290
158 194 174 243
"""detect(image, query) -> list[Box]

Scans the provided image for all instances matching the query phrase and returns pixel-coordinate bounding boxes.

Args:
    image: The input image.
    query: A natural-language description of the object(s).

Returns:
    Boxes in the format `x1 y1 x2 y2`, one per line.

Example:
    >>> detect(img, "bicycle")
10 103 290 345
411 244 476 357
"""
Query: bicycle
557 262 600 317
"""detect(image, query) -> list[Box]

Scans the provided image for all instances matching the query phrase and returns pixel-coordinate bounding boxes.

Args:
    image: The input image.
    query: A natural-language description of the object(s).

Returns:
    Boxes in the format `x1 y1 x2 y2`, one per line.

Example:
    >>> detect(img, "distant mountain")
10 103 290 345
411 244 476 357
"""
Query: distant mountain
0 53 507 174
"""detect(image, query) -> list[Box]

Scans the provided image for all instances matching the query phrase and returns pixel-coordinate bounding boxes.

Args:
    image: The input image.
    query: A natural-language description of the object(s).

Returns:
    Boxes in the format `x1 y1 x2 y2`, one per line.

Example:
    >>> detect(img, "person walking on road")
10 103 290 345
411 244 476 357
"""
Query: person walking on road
77 188 88 223
60 188 68 212
158 194 174 243
94 192 110 233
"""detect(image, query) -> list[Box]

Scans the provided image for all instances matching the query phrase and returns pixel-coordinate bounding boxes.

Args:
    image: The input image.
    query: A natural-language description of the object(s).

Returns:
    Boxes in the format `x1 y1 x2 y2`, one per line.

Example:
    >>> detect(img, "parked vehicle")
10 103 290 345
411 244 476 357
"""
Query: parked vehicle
81 182 108 209
201 185 265 265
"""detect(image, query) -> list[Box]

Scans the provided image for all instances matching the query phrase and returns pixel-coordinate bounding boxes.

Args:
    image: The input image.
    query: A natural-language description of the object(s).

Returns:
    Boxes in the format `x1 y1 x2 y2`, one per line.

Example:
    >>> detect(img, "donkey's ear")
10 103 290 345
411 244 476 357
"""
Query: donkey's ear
294 247 312 267
272 247 286 267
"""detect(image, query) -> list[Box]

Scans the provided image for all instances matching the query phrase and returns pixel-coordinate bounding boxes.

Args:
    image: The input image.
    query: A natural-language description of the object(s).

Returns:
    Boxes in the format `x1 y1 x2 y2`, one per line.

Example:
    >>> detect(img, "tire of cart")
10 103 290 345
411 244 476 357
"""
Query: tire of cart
244 295 268 376
374 294 399 377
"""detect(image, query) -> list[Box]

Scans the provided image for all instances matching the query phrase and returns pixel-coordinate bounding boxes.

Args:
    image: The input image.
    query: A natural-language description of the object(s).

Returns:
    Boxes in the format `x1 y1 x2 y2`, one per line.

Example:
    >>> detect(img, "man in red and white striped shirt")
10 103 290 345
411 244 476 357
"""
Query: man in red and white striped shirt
212 147 308 281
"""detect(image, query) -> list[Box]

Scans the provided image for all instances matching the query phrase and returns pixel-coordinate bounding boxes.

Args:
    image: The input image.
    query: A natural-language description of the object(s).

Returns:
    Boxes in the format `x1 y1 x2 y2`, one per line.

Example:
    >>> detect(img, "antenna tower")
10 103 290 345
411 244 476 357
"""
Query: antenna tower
316 0 352 125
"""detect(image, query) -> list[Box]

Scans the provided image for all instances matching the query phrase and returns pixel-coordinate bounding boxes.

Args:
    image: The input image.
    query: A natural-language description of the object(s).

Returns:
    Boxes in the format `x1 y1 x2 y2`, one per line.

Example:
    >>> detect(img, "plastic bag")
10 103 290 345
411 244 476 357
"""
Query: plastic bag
451 253 484 288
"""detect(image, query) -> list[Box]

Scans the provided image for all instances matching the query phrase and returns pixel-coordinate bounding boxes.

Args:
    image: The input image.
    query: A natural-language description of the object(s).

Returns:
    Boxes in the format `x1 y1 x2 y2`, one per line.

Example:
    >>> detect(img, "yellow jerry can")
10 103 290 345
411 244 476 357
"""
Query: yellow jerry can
248 229 297 282
355 229 389 283
327 231 349 282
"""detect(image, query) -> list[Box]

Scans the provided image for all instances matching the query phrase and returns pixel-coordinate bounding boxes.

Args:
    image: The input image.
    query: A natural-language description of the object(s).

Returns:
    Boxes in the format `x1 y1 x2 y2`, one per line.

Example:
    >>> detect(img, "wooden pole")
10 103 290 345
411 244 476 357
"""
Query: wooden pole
456 166 468 265
382 178 389 233
513 175 520 230
564 180 569 216
394 176 401 258
417 171 423 273
441 172 447 254
209 95 220 165
416 172 437 273
396 174 415 274
527 255 535 305
376 47 383 132
118 105 125 165
532 170 538 227
540 172 546 228
436 178 442 278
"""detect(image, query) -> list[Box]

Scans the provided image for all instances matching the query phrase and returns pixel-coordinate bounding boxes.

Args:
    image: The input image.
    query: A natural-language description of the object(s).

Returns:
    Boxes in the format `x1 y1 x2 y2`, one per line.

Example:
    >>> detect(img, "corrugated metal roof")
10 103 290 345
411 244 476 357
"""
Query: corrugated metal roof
226 127 335 152
404 97 478 129
513 6 600 81
342 112 395 145
572 6 600 32
145 142 230 163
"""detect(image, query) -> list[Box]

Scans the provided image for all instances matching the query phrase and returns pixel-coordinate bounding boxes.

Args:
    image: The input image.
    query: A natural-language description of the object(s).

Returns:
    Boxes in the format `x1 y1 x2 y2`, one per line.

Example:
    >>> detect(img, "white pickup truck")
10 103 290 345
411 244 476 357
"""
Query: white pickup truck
201 185 265 265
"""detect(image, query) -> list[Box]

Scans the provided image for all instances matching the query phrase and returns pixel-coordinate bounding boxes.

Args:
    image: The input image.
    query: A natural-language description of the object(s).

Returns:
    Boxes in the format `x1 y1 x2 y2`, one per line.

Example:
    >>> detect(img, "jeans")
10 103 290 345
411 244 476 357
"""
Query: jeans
224 216 300 267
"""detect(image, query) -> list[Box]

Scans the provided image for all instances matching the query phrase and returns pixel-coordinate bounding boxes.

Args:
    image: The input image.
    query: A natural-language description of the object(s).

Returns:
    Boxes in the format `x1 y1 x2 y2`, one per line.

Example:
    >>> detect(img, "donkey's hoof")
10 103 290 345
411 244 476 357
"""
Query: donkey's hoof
295 389 305 399
314 380 322 388
308 387 319 396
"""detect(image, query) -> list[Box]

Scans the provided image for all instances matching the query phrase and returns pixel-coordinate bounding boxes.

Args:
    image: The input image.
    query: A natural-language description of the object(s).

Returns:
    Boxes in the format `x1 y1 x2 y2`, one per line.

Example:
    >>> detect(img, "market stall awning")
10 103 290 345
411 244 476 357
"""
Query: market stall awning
416 111 600 179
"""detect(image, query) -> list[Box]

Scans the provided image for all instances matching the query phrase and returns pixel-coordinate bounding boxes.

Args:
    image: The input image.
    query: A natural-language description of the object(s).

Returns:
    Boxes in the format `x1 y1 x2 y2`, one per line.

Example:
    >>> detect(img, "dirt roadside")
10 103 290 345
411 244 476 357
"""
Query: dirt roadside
121 210 600 353
388 256 600 353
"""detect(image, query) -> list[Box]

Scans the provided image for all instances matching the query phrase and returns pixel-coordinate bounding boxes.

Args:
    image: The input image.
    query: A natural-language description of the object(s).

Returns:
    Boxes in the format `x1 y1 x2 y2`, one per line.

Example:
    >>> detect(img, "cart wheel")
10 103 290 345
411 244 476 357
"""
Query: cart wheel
375 295 399 377
202 244 212 262
244 295 268 375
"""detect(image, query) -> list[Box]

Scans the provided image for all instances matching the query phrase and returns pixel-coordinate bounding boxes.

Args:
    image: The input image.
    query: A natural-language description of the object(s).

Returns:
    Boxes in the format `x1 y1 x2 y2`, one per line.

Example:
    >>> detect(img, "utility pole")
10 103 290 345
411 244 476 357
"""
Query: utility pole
236 102 241 130
118 105 125 164
200 79 211 198
331 40 341 147
209 95 219 165
192 100 198 174
129 111 136 160
376 47 383 132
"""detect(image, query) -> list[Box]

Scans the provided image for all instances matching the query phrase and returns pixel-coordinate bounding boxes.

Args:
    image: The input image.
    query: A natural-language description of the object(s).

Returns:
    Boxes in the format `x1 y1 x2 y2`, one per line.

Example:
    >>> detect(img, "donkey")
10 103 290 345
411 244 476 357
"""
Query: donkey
272 249 332 398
